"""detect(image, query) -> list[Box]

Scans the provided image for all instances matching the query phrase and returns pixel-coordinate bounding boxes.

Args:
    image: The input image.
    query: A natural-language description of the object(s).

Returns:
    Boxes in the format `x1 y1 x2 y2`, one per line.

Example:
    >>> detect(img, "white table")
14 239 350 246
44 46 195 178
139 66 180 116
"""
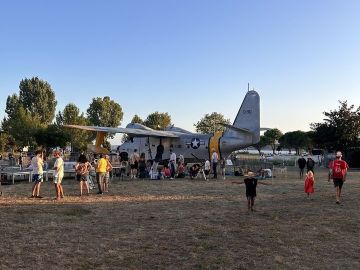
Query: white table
1 171 31 185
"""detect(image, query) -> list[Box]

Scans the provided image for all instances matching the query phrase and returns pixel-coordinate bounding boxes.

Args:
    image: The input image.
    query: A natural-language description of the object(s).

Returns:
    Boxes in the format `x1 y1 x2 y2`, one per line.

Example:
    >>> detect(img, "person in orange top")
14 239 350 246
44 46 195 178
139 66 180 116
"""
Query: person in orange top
96 154 107 195
304 170 314 200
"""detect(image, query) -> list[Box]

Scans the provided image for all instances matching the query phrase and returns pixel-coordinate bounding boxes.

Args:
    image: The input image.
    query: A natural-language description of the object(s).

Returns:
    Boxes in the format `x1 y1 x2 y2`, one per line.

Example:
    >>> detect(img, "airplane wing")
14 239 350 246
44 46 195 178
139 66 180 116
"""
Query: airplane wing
64 124 180 138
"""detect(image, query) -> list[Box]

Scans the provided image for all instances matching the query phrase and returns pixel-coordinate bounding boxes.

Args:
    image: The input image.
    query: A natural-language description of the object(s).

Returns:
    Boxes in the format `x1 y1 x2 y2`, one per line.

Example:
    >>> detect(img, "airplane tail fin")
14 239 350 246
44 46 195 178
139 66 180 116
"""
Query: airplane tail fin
223 90 260 144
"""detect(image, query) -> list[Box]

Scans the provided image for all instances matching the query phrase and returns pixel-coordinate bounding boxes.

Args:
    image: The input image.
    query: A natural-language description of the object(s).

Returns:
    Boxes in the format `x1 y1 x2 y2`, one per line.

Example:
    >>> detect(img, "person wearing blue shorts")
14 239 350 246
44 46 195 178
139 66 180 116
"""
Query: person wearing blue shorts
30 150 44 199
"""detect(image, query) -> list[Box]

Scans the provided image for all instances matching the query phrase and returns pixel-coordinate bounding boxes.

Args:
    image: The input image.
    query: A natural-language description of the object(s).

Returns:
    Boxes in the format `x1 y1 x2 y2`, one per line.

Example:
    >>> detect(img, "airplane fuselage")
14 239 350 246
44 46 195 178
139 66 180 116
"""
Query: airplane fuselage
117 130 254 162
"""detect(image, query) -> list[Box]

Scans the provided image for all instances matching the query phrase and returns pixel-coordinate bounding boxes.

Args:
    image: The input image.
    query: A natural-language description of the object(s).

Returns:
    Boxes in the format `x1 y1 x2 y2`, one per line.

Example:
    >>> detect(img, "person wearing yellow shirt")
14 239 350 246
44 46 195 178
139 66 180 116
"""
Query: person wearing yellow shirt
96 154 107 194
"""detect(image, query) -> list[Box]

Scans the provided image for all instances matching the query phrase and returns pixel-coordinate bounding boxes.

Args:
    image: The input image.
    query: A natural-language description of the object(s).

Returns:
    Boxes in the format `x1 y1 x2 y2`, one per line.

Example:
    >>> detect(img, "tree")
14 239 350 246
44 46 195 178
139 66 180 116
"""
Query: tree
56 103 93 152
279 131 311 155
131 114 143 124
87 96 123 142
311 101 360 153
264 128 283 154
254 135 270 154
18 77 57 124
2 77 57 148
2 106 44 149
87 96 123 128
34 124 70 152
0 132 12 153
143 112 171 130
194 112 231 134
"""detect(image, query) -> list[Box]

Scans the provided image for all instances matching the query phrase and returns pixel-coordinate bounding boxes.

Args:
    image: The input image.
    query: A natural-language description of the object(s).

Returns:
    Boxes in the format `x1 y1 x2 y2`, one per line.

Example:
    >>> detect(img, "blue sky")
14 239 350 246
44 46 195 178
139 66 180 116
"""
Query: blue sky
1 0 360 144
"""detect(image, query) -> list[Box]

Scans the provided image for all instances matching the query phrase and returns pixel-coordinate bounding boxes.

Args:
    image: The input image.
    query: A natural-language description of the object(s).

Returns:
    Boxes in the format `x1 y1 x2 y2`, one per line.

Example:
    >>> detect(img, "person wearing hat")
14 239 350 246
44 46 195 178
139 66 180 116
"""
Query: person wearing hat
53 151 65 200
328 151 349 204
232 171 270 212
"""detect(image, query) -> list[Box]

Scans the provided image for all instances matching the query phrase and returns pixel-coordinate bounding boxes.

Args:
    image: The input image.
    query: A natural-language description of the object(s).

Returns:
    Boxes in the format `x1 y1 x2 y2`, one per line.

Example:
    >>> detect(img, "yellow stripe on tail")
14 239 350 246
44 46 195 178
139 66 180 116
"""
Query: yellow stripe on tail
209 131 222 160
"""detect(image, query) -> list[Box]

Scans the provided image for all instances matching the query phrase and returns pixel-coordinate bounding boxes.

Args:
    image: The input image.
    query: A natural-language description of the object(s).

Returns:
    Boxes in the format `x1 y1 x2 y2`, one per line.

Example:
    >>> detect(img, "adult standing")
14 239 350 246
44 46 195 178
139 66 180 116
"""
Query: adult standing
30 150 44 198
328 151 349 204
297 155 307 178
96 154 107 195
53 151 65 200
306 157 315 173
103 155 113 193
220 158 226 180
75 154 92 196
204 160 211 177
169 149 176 179
153 143 164 178
211 149 219 179
129 149 140 179
138 153 147 179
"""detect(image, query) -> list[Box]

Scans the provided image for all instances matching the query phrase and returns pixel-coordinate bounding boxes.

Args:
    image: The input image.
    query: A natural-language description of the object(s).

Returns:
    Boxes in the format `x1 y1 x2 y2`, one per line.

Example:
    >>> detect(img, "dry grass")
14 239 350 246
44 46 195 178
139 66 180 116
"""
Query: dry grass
1 168 360 269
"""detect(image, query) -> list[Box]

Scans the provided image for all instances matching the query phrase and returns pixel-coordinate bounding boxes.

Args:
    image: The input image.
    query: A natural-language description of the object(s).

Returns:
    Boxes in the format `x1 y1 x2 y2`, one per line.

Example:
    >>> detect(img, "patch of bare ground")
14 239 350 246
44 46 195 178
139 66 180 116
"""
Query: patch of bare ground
1 168 359 269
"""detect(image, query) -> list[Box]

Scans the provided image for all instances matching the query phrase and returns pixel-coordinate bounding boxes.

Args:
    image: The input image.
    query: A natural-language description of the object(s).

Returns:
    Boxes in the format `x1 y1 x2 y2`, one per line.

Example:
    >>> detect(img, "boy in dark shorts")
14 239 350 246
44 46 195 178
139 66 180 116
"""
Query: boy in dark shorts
328 151 349 204
232 171 270 212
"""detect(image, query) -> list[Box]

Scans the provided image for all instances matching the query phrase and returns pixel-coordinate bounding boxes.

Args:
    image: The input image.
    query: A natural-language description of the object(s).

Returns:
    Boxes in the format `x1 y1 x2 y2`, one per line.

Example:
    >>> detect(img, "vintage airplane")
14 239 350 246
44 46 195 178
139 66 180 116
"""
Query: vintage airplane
64 90 261 162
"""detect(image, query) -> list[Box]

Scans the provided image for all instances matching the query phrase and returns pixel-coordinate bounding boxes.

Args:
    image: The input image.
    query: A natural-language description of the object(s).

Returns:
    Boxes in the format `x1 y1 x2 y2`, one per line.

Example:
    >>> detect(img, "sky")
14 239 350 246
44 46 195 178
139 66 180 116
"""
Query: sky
1 0 360 144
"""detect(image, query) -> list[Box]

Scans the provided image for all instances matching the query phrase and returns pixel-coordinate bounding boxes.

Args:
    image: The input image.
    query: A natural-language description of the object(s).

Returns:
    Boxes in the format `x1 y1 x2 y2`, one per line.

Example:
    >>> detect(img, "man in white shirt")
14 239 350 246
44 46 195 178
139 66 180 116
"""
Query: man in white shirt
53 151 65 200
30 150 44 198
211 149 219 179
169 149 177 179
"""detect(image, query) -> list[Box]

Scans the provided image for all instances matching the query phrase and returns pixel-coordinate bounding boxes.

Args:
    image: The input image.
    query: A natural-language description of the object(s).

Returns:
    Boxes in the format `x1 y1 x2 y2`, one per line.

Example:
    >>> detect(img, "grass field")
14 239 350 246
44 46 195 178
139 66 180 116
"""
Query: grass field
1 168 359 269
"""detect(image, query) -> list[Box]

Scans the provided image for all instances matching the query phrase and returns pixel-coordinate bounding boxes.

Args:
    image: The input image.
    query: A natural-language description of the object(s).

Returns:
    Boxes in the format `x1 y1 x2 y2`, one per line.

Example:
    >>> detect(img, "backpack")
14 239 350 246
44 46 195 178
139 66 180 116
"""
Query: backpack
332 160 344 179
77 163 88 175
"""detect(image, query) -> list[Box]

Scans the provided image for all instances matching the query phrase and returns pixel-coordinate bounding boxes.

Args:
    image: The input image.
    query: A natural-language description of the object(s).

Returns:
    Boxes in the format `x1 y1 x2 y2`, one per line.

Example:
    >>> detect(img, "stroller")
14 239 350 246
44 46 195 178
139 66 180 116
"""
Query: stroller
189 154 207 180
87 172 96 190
189 163 207 180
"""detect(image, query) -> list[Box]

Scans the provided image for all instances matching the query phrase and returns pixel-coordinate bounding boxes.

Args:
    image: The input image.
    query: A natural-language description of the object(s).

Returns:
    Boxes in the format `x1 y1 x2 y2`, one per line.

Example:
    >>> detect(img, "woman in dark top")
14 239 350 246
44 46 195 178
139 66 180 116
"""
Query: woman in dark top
138 153 147 178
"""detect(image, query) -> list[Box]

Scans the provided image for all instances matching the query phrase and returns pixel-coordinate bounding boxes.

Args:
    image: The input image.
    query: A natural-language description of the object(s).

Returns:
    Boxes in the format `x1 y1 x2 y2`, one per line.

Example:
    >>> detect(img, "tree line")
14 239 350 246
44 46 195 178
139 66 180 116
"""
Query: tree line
1 77 360 162
256 102 360 163
0 77 230 153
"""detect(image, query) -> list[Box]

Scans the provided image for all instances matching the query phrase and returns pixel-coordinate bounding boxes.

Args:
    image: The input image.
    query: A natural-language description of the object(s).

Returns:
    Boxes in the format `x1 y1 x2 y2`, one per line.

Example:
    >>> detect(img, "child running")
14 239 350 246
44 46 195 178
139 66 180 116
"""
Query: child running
304 170 314 200
232 171 270 212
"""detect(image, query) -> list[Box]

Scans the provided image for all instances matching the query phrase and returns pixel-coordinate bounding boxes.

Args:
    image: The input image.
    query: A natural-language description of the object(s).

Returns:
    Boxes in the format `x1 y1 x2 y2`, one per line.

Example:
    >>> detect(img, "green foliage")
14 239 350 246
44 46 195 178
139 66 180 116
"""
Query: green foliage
264 128 283 154
2 106 45 148
0 132 12 153
57 103 93 152
102 140 111 151
18 77 57 124
131 114 143 124
254 135 270 154
311 101 360 152
194 112 230 134
279 131 311 155
34 124 70 151
143 112 171 130
2 77 57 148
87 96 123 141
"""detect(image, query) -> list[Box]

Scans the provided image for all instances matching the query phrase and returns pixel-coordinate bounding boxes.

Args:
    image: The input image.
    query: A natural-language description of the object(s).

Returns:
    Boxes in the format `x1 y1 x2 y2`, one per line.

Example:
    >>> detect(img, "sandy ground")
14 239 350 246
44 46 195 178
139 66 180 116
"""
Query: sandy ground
1 168 359 269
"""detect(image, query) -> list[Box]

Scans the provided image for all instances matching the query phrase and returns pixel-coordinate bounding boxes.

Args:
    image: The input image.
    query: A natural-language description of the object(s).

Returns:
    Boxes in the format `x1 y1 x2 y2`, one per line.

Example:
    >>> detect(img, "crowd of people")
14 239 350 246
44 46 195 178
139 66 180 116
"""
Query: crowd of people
0 148 350 207
22 148 224 199
298 151 349 204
